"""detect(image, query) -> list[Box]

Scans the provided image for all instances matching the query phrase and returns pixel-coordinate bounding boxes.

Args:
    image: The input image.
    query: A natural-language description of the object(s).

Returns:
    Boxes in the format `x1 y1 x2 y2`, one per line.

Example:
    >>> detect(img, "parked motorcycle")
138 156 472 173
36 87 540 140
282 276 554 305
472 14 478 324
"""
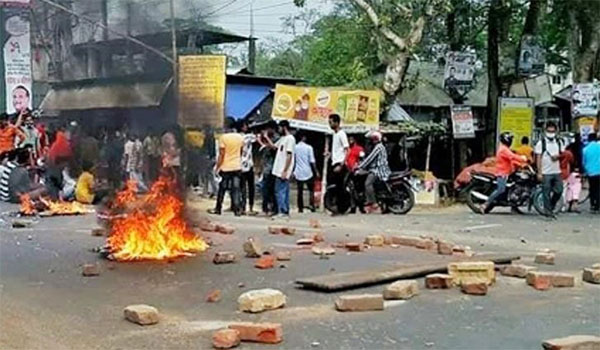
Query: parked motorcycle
325 169 415 215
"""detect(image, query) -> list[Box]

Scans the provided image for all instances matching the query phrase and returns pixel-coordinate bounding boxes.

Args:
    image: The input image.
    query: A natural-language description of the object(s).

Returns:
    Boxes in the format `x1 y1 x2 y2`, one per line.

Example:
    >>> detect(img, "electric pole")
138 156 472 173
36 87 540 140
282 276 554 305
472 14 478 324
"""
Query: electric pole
169 0 178 86
248 0 256 73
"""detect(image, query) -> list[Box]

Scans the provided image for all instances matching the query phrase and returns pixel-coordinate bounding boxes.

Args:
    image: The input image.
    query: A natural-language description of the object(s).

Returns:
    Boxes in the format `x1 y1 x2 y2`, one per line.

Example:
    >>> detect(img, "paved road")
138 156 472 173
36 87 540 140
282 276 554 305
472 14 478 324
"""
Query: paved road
0 199 598 350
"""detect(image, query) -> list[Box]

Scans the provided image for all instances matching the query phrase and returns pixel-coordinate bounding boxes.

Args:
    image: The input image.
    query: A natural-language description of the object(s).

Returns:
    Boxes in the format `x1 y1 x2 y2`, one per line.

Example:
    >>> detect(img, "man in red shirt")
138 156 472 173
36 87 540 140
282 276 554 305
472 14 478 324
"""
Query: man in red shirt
481 132 527 214
345 136 364 172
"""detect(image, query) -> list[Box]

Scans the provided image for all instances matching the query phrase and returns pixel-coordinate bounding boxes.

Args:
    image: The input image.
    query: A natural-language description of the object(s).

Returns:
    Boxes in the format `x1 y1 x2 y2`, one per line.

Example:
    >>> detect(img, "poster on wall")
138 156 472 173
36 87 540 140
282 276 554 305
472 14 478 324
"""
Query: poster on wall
572 83 599 117
443 52 476 96
0 0 31 5
178 55 227 129
2 5 32 116
518 35 545 76
272 84 380 133
577 116 598 145
497 97 535 150
451 105 475 139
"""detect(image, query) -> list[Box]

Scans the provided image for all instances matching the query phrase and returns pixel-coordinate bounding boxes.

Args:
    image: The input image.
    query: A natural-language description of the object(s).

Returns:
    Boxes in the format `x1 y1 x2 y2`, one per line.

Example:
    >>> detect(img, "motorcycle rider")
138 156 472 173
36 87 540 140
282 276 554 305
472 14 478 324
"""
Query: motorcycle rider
479 132 527 214
355 131 391 213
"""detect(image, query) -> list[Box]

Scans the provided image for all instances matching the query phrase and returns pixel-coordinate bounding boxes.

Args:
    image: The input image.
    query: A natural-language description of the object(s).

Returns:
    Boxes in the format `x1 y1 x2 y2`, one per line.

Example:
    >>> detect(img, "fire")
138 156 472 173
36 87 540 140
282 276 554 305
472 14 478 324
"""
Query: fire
106 176 207 261
19 194 94 216
19 194 36 215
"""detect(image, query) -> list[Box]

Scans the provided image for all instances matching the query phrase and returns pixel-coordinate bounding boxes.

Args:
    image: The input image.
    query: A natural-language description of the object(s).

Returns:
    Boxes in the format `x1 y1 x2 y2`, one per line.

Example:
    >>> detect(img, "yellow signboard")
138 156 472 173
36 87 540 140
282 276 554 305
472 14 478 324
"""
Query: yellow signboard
498 97 534 150
178 55 226 128
272 84 380 133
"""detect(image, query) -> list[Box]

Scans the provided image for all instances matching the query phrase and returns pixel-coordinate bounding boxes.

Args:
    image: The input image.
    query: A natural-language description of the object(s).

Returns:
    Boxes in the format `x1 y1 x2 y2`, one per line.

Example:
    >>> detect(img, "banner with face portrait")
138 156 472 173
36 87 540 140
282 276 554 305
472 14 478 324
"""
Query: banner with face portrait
443 52 476 96
518 35 545 76
572 83 599 117
2 5 32 115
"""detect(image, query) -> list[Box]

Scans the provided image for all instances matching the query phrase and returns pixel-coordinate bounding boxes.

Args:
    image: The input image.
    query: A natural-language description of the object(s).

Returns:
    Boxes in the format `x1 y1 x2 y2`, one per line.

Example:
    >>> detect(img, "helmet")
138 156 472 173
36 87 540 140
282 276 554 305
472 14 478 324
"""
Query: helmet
367 131 382 142
499 132 514 147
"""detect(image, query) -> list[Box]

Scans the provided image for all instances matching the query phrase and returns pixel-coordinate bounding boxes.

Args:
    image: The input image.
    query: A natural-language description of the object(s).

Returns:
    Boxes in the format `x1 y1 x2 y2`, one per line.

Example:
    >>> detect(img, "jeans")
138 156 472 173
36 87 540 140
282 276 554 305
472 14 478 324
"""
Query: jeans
589 175 600 211
542 173 563 214
261 174 277 214
329 163 347 208
484 176 507 212
275 177 290 215
297 177 314 212
365 173 378 204
240 169 255 212
215 171 241 214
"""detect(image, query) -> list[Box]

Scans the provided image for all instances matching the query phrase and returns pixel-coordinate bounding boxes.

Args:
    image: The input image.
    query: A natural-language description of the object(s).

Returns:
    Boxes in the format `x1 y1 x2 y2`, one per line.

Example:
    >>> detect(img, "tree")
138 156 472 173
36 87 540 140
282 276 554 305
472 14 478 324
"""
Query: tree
564 0 600 82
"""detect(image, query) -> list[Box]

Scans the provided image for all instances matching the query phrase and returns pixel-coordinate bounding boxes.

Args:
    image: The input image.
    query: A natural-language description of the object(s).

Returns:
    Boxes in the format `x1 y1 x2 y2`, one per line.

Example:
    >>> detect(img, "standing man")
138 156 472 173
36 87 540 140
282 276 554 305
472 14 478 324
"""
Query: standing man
257 121 278 216
239 121 258 215
18 115 41 161
294 131 318 213
209 118 244 216
328 114 349 212
123 133 147 192
583 132 600 213
265 120 295 218
535 122 563 218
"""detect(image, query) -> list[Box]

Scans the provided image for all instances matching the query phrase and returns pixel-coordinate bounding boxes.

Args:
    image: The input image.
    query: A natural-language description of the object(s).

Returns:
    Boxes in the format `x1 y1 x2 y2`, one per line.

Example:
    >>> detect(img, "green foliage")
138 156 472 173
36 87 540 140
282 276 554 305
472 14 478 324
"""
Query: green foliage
385 121 447 137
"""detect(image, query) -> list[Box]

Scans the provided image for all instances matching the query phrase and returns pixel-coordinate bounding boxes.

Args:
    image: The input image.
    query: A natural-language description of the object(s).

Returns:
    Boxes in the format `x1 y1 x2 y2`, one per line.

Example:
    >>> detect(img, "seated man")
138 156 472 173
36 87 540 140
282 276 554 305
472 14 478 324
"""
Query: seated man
1 148 45 203
76 162 107 204
356 131 391 213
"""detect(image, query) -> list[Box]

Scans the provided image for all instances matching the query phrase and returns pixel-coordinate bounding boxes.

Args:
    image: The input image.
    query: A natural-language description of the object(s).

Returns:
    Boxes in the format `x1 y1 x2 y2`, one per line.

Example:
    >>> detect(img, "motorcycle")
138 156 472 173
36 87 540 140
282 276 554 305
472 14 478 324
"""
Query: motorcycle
465 165 543 214
325 169 415 215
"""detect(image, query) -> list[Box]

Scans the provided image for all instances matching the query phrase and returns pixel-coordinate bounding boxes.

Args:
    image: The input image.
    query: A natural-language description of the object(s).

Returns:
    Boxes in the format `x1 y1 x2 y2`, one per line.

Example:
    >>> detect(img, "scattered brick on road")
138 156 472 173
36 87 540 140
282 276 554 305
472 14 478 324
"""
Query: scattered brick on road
212 329 240 349
282 227 296 235
82 263 100 277
526 271 553 290
415 238 437 250
425 274 453 289
500 264 537 278
312 246 335 255
199 221 217 232
534 252 555 265
549 273 575 287
390 235 421 247
215 223 235 235
206 289 222 303
309 219 321 228
254 255 275 269
296 238 315 245
124 304 159 325
213 252 237 264
243 238 263 258
228 322 283 344
448 261 495 286
383 280 419 300
238 289 286 313
335 294 384 312
437 240 454 255
312 232 325 243
461 282 488 295
452 245 474 257
345 242 365 252
542 335 600 350
582 268 600 284
268 226 283 234
364 234 385 247
275 251 292 261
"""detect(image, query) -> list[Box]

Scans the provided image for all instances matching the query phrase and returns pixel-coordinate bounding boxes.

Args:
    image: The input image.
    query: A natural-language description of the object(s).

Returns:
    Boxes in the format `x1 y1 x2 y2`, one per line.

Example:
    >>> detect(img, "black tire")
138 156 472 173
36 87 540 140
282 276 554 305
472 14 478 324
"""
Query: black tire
388 182 415 215
324 188 351 215
533 187 562 215
466 182 490 214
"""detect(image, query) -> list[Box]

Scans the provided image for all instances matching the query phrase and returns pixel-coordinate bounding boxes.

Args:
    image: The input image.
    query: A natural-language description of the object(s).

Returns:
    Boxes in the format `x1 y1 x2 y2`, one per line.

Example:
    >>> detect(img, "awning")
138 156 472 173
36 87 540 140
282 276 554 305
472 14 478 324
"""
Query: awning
225 83 271 120
40 80 171 111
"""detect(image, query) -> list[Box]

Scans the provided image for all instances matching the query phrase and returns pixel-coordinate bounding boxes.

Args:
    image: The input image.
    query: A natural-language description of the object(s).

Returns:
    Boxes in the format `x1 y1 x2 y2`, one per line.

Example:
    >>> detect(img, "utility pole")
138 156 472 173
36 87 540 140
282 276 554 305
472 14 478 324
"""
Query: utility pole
248 0 256 73
126 1 133 73
169 0 178 86
101 0 110 76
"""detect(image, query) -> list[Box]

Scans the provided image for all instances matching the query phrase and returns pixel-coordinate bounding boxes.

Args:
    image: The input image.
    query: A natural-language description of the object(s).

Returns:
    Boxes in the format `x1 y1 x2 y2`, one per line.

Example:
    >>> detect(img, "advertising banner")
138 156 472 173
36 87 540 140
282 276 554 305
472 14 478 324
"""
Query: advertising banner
451 105 475 139
178 55 226 129
0 0 31 5
2 5 31 115
572 83 599 117
518 35 545 76
443 52 476 95
272 84 380 133
577 116 598 145
497 97 535 150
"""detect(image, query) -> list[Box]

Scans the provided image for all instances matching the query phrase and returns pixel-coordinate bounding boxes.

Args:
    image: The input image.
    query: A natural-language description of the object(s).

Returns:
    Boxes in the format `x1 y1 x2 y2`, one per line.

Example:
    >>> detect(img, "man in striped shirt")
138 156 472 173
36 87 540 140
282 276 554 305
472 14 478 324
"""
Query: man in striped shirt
0 157 18 202
356 131 391 213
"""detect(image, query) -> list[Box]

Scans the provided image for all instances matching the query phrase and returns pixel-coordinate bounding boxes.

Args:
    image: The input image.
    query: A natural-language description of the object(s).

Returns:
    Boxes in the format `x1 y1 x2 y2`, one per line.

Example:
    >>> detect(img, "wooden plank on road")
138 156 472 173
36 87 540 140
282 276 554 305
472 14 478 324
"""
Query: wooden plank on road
295 254 520 292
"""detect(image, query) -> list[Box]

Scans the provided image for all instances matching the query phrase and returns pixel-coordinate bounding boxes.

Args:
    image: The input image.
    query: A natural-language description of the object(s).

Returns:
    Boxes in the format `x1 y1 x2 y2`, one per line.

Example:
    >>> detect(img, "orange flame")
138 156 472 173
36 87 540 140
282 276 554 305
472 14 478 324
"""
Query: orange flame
39 197 94 216
19 194 36 215
106 176 207 261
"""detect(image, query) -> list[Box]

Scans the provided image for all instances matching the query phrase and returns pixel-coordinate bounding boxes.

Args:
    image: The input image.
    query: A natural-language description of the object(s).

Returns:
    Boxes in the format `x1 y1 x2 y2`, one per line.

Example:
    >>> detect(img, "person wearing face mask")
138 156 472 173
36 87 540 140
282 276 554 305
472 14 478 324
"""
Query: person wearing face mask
18 115 41 160
534 122 563 218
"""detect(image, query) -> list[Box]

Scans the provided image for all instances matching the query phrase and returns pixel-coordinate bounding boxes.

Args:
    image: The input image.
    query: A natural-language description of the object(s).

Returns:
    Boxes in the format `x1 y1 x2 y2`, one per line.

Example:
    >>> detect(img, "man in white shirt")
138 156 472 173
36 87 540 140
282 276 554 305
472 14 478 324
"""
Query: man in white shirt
294 131 318 213
534 122 563 218
238 121 258 215
328 114 349 213
123 133 147 192
268 120 295 217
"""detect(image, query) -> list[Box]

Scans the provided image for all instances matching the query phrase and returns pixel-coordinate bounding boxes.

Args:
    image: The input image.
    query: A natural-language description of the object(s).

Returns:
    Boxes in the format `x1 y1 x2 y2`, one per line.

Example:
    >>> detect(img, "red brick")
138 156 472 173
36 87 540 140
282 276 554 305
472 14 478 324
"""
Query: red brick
437 240 454 255
526 271 553 290
335 294 384 311
461 282 488 295
206 289 221 303
215 223 235 235
82 264 100 276
281 227 296 235
254 256 275 269
415 238 436 250
500 264 537 278
212 329 240 349
228 322 283 344
312 232 325 243
542 335 600 350
213 252 237 264
268 226 283 234
345 242 364 252
425 274 452 289
390 235 421 247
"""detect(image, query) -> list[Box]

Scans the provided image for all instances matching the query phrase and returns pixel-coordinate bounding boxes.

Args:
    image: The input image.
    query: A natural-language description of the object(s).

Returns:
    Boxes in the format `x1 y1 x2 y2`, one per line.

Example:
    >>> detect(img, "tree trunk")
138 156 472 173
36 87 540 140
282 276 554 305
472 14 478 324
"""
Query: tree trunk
569 0 600 83
383 52 410 101
485 0 503 155
522 0 547 35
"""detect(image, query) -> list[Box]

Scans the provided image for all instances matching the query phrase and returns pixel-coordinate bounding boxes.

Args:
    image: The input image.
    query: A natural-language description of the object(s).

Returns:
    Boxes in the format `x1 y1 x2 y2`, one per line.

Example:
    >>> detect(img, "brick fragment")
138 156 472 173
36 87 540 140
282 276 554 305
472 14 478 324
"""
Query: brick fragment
206 289 222 303
275 251 291 261
215 223 235 234
237 289 286 313
199 221 217 232
499 264 537 278
425 274 453 289
308 219 321 229
311 246 335 255
254 255 275 269
335 294 384 312
542 335 600 350
364 234 385 247
526 271 553 290
296 238 314 245
243 238 263 258
448 261 495 286
312 232 325 243
213 251 236 264
281 227 296 235
268 226 283 234
383 280 419 300
345 242 364 252
461 282 488 295
212 329 240 349
550 272 575 287
228 322 283 344
124 304 159 325
535 252 555 265
582 268 600 284
415 238 436 250
437 240 454 255
82 263 100 276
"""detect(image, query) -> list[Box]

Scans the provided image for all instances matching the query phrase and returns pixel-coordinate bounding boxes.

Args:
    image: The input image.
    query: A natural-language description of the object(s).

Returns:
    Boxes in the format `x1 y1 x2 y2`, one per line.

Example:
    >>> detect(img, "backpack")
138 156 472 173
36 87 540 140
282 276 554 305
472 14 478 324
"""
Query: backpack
541 137 562 157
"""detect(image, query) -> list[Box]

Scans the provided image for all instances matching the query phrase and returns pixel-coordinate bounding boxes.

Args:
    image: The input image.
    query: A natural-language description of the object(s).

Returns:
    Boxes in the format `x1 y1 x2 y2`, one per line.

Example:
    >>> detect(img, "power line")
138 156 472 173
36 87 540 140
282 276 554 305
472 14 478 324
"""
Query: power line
200 0 240 18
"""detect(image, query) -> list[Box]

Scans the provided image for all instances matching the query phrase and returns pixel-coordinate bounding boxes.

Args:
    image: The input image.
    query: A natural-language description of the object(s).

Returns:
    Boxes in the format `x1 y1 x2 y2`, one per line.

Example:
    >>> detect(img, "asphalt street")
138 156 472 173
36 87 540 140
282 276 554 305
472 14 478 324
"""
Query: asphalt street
0 198 599 350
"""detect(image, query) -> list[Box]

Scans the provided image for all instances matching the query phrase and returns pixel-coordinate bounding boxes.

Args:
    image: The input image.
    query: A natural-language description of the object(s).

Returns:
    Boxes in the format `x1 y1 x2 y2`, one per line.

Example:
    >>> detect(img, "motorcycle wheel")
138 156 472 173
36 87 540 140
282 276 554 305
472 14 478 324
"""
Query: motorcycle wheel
324 188 351 215
466 182 489 214
532 187 563 215
387 182 415 215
